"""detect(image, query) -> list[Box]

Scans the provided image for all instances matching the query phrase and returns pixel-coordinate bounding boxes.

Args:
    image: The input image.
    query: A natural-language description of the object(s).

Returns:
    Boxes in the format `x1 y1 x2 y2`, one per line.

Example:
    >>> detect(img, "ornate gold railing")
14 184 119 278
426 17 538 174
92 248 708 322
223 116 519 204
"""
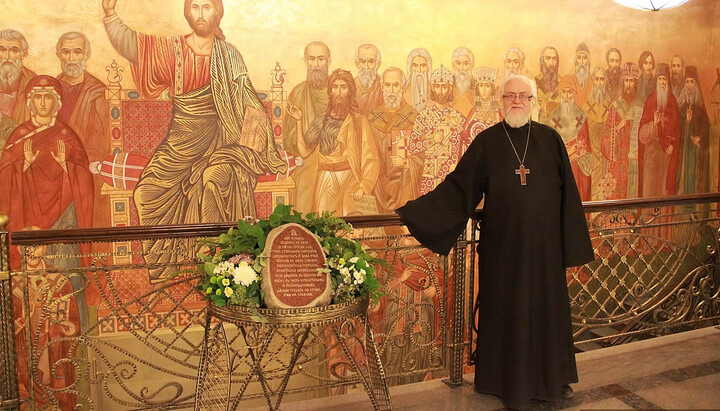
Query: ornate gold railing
1 193 719 409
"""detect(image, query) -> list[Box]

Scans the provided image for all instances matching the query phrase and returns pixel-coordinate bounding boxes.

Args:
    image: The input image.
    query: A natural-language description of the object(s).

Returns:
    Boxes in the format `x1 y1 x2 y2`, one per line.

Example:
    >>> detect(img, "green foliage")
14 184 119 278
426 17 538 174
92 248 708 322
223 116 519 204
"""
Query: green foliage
196 204 386 317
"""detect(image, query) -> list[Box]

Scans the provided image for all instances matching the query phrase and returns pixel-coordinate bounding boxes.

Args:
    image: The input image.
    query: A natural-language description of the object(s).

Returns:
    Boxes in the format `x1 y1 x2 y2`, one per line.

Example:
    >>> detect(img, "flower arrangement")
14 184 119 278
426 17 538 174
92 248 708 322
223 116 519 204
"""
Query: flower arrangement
196 204 383 318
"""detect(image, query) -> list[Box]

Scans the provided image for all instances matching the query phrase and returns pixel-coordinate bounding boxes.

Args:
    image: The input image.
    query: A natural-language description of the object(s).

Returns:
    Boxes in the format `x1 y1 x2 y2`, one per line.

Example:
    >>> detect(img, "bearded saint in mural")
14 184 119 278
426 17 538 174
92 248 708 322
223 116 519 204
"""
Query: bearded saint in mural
102 0 287 282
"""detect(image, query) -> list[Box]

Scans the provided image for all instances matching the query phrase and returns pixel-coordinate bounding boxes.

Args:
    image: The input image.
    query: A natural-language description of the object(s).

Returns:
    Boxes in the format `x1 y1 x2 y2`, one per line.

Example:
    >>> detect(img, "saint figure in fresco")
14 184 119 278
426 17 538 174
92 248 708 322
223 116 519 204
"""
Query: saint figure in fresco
606 48 623 101
403 48 433 112
283 41 331 213
354 43 384 116
55 32 111 227
551 75 592 202
369 67 418 212
675 66 710 195
670 55 685 100
636 50 656 103
0 75 94 266
583 67 613 200
450 47 476 117
102 0 287 281
535 46 561 124
600 63 641 200
407 65 465 196
288 69 378 216
0 30 37 125
568 42 593 107
460 66 501 153
55 32 109 166
638 63 680 198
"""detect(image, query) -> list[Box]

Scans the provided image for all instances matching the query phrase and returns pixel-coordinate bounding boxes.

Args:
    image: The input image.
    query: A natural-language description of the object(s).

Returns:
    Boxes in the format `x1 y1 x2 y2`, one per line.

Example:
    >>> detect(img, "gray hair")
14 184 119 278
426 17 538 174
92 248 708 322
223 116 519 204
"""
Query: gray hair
382 67 407 87
452 47 474 65
499 74 538 102
504 47 525 63
56 32 91 53
406 47 433 77
0 29 29 53
355 43 381 66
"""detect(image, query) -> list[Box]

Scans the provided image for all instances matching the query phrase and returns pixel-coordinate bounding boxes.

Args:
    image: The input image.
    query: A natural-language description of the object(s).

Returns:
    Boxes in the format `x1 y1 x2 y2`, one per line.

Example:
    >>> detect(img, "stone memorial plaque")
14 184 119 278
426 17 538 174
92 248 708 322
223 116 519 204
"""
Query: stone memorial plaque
260 223 332 308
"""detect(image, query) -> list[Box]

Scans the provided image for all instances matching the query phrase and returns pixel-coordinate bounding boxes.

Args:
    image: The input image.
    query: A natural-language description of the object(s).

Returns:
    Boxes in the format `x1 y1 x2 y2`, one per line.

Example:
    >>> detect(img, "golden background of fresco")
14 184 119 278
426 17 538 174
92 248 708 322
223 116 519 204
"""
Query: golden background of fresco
2 0 719 102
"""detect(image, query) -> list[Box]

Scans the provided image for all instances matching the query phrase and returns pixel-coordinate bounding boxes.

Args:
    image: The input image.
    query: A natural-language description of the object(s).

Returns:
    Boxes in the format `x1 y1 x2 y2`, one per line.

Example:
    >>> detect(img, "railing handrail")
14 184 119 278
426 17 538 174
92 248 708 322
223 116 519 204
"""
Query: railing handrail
7 192 720 245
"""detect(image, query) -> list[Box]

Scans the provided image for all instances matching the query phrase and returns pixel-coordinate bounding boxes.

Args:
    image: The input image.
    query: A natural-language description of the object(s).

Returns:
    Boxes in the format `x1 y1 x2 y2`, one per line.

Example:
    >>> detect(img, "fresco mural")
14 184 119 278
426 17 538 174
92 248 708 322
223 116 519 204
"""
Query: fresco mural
1 0 720 407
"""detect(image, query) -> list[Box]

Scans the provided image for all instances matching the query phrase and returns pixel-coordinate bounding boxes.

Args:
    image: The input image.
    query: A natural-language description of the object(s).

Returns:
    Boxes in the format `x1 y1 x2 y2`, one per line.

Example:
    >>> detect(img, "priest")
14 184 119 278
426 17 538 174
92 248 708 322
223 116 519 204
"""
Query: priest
396 74 594 409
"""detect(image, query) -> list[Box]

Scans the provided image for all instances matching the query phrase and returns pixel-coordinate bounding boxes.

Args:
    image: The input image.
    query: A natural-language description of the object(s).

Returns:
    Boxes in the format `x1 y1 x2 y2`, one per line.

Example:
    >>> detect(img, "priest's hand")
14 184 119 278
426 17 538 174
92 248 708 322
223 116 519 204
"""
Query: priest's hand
51 140 68 173
390 155 406 169
692 135 701 147
686 106 693 122
286 102 303 121
616 119 627 130
23 139 39 171
102 0 117 17
352 187 365 201
665 144 673 156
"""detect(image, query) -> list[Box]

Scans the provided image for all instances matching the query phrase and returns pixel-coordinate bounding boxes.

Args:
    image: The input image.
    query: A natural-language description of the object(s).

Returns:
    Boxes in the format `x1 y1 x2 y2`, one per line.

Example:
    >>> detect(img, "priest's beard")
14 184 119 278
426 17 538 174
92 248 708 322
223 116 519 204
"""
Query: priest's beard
589 86 607 106
671 72 684 93
383 89 402 109
504 107 532 128
190 17 217 37
430 89 453 105
575 64 589 88
454 70 472 95
538 64 558 92
622 84 637 103
561 98 574 117
328 95 351 119
677 84 702 107
62 60 87 79
608 67 622 94
0 58 22 91
307 66 329 89
505 67 518 78
656 85 669 111
411 72 428 108
357 69 377 89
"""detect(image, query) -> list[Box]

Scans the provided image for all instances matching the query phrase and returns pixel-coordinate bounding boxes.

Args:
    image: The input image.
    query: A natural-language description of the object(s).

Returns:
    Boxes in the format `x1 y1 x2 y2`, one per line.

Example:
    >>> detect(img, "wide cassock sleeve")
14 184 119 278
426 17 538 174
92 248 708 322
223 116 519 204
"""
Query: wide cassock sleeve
396 133 486 256
556 131 595 267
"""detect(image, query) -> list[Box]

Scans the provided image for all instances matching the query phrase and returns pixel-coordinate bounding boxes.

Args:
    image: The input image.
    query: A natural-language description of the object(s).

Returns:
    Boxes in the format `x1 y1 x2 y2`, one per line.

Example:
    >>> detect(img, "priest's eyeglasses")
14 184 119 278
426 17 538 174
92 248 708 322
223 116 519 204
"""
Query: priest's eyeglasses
502 93 533 102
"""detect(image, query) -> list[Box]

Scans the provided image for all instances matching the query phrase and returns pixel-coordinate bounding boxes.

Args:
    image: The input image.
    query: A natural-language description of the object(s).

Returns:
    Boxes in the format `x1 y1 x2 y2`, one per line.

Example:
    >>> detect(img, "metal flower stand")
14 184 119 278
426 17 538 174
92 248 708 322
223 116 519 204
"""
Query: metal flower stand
194 298 392 410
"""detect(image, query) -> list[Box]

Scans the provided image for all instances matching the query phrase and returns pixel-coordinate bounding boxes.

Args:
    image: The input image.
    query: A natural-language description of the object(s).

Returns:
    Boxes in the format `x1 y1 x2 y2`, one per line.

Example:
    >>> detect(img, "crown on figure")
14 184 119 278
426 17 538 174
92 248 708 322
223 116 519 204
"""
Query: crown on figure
474 66 498 84
621 62 640 80
430 65 454 85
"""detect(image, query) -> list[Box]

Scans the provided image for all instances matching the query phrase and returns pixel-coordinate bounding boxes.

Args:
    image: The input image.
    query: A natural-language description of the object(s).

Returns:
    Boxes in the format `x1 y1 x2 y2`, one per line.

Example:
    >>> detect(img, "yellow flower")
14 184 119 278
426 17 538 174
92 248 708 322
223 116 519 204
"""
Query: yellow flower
222 278 231 286
224 287 234 297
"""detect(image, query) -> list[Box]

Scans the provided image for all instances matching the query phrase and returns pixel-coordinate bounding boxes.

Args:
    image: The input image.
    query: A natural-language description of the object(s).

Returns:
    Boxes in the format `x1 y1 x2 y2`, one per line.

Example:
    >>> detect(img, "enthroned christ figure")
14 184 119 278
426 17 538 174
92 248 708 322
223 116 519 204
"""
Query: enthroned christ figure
102 0 287 282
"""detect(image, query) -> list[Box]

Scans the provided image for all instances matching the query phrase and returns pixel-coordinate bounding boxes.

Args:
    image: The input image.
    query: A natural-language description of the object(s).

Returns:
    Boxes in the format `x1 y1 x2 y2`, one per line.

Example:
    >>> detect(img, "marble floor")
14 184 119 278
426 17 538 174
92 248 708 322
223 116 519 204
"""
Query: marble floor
260 325 720 411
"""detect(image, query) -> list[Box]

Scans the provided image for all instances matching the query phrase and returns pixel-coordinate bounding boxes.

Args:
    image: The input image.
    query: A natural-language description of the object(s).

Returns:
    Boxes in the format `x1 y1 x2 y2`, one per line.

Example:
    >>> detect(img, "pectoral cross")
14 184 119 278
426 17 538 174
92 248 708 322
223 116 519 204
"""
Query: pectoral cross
515 164 530 186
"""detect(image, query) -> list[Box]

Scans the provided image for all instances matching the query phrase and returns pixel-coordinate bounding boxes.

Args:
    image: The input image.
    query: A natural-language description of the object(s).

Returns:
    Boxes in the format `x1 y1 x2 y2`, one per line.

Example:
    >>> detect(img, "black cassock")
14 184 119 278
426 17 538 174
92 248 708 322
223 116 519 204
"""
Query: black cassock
397 120 594 408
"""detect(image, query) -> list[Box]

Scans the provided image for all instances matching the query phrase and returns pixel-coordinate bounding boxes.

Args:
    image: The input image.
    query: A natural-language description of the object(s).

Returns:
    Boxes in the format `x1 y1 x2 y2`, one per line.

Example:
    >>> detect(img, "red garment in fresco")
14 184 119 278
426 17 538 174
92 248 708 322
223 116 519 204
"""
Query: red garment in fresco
0 120 94 268
600 104 631 200
132 33 211 97
638 90 680 197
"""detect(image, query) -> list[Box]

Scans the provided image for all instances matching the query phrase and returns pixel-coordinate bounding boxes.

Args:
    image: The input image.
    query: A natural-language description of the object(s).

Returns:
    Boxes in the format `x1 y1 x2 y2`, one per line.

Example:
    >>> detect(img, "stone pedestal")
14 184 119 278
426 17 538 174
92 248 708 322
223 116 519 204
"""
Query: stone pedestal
260 223 332 308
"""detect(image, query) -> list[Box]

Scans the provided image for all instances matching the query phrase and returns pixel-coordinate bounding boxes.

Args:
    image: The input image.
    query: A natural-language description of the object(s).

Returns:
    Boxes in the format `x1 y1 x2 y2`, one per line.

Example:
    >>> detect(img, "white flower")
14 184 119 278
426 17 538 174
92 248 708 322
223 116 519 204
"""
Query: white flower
349 256 359 264
233 263 259 286
224 287 234 297
353 270 365 284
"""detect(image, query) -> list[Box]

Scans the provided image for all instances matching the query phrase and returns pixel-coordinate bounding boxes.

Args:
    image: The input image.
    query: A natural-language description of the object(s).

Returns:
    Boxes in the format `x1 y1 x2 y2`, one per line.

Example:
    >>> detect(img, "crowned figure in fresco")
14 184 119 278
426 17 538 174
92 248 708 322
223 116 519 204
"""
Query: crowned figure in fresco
407 65 465 197
460 66 501 154
102 0 287 281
